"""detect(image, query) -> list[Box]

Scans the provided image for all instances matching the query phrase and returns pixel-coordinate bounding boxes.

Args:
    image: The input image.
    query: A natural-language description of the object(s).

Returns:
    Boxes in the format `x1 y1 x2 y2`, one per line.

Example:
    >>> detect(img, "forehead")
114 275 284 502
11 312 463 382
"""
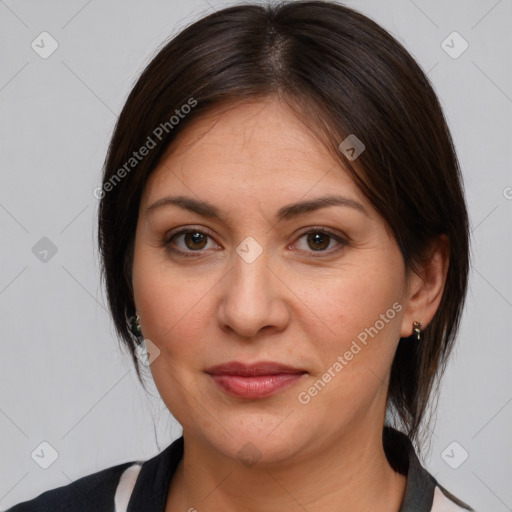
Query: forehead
142 98 366 211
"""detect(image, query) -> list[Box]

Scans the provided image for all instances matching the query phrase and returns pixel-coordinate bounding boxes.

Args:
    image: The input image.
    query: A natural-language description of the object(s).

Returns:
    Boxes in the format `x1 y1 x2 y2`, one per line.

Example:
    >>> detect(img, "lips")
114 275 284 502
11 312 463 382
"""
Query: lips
205 361 307 399
205 361 306 376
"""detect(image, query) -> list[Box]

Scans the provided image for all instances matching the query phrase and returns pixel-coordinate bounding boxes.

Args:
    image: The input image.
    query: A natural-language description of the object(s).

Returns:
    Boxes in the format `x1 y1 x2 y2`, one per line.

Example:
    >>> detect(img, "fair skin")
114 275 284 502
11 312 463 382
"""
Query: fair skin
131 97 449 511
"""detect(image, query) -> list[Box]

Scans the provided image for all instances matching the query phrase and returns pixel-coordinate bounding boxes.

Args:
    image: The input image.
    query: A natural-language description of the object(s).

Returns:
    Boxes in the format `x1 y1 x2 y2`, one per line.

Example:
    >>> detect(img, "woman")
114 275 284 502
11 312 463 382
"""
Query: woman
8 1 474 510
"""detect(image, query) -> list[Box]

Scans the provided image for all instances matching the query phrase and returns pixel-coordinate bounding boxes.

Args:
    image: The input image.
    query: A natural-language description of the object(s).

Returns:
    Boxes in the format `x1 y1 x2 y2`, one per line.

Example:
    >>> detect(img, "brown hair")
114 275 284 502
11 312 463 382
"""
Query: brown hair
98 0 470 444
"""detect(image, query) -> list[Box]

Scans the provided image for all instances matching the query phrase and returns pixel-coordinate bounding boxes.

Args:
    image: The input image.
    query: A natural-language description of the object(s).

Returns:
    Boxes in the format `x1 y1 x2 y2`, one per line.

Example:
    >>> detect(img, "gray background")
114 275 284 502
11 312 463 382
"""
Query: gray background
0 0 511 510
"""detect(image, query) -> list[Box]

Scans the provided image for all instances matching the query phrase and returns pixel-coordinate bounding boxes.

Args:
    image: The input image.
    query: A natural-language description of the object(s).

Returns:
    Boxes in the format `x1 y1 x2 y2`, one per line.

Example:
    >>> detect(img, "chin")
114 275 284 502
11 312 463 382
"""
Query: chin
195 418 316 468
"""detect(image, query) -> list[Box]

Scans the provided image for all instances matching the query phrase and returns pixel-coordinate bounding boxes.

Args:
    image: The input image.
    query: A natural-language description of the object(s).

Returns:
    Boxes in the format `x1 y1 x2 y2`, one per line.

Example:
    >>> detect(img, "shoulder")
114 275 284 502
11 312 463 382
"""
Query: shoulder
5 437 184 512
432 485 475 512
383 427 474 512
5 460 142 512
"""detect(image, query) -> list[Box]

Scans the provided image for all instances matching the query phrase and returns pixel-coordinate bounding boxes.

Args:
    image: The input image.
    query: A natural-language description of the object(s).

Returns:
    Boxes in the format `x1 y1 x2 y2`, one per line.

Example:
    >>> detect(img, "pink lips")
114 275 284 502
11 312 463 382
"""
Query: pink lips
205 361 307 399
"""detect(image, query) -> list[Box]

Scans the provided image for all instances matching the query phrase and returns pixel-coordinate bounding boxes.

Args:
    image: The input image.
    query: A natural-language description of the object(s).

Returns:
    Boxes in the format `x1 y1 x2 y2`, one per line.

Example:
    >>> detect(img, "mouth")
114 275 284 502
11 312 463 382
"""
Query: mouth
205 361 308 399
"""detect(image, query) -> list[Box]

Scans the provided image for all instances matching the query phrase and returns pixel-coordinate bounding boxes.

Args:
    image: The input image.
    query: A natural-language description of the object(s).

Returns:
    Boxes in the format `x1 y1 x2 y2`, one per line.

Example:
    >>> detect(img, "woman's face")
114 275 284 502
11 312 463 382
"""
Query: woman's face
132 98 416 464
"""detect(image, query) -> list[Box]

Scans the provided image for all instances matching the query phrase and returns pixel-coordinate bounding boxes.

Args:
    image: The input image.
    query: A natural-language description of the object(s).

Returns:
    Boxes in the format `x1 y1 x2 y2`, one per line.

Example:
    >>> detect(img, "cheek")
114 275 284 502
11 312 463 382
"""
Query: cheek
131 244 216 361
292 271 403 424
135 275 208 347
307 262 402 329
297 258 404 373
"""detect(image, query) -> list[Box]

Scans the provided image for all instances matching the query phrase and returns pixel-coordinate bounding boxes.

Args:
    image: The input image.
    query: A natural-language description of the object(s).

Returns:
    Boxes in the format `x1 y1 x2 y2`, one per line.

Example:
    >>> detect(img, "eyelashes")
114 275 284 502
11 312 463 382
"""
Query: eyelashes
163 226 349 258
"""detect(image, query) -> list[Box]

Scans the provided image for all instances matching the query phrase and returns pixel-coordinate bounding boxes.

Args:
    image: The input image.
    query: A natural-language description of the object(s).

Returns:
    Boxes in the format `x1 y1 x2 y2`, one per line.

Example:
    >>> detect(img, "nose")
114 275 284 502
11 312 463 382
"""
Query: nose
216 247 290 339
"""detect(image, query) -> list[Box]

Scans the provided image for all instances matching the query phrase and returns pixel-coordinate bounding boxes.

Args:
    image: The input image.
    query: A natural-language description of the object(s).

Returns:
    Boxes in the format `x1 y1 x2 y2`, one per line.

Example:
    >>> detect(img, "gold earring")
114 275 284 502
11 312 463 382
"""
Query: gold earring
412 321 422 341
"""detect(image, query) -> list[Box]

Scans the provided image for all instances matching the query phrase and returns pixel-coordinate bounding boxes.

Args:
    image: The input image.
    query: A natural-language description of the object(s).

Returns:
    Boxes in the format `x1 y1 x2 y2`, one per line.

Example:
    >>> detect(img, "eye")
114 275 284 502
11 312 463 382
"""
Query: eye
292 228 348 256
165 228 220 256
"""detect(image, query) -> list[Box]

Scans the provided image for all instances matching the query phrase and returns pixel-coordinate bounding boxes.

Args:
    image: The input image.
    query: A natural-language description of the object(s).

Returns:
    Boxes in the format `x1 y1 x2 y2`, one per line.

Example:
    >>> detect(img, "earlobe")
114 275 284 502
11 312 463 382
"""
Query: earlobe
399 235 450 338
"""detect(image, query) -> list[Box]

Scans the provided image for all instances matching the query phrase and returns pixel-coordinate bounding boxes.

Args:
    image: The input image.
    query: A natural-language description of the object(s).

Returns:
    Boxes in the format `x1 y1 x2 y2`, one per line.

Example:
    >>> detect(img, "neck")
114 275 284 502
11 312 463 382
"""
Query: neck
166 423 406 512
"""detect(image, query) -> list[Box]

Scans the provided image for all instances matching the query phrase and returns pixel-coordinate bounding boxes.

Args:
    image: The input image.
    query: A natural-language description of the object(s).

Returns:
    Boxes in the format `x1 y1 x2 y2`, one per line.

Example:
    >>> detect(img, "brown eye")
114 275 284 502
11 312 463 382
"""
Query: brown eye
293 228 348 256
306 232 331 251
165 229 220 256
183 232 208 250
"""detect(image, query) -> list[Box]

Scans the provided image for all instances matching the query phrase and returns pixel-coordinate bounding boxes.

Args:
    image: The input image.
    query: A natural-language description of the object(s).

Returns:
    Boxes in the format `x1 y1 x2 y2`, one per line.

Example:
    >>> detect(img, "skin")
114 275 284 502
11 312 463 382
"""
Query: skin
131 97 449 511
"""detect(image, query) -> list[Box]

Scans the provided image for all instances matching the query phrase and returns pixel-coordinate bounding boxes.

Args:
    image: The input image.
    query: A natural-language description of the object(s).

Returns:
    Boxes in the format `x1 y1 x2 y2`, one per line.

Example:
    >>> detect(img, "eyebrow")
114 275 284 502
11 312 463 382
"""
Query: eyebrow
146 194 369 221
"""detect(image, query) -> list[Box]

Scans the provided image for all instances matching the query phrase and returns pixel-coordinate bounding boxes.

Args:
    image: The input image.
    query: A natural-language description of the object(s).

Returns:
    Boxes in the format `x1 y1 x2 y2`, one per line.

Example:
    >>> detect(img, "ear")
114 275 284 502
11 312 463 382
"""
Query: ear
400 234 450 338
